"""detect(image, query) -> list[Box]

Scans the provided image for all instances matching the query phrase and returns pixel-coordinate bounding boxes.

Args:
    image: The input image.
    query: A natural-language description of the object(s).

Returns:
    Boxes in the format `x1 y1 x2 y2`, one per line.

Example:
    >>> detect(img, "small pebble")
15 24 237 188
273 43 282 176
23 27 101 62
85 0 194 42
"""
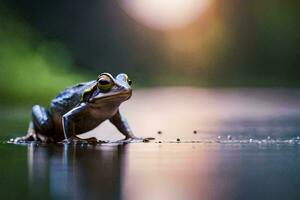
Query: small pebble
176 138 181 142
143 139 150 142
158 141 162 143
267 136 271 140
249 138 253 143
193 130 197 134
217 136 221 140
296 136 300 140
157 131 162 134
227 135 232 140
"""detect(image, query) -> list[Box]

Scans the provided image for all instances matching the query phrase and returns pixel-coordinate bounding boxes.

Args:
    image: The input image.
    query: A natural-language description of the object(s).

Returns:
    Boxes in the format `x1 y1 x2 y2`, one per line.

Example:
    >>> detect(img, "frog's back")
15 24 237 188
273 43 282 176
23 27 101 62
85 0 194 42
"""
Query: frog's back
50 81 95 114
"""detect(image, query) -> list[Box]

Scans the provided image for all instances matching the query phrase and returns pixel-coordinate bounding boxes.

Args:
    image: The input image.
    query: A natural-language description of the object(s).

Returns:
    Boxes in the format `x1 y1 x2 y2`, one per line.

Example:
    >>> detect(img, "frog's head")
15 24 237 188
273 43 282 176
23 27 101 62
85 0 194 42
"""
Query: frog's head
88 72 132 104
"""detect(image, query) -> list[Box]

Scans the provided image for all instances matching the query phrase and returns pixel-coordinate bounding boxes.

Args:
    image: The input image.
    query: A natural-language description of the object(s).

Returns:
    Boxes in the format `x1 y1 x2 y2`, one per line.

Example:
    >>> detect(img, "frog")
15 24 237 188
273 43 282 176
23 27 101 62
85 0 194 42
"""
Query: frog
14 73 145 144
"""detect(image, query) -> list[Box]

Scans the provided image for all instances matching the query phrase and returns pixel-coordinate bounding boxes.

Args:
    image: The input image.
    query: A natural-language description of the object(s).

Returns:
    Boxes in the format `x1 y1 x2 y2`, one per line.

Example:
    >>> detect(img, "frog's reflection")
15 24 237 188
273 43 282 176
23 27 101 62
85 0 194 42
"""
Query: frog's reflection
27 144 126 200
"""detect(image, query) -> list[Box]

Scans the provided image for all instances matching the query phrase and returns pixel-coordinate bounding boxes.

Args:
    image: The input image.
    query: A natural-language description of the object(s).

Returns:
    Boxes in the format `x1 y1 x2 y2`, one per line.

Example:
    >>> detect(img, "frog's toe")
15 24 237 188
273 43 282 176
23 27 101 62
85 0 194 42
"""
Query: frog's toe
86 137 108 144
12 136 26 143
65 136 101 145
116 138 132 144
97 140 107 144
17 132 52 143
12 134 35 143
127 136 155 143
64 136 85 144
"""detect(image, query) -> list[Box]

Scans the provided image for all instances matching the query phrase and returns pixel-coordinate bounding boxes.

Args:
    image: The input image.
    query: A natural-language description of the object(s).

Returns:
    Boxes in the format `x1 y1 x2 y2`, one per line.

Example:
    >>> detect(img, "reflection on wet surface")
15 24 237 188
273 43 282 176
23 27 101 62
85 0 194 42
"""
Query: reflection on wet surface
0 143 298 200
124 143 300 200
26 144 125 200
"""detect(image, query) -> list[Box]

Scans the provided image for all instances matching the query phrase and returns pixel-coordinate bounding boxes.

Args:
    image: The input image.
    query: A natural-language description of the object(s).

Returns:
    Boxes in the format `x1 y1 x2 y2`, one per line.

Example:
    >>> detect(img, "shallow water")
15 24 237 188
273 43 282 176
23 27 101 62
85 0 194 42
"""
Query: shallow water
1 88 300 200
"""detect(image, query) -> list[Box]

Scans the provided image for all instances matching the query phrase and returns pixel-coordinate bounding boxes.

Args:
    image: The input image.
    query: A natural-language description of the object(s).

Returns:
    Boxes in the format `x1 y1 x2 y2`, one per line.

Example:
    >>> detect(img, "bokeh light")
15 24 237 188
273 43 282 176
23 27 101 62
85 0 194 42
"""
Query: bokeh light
120 0 212 31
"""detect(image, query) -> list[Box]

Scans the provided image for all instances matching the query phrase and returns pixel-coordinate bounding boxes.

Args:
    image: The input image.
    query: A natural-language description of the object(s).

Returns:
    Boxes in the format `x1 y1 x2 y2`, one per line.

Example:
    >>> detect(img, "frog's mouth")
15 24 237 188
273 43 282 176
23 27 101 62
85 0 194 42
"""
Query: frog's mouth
89 90 132 103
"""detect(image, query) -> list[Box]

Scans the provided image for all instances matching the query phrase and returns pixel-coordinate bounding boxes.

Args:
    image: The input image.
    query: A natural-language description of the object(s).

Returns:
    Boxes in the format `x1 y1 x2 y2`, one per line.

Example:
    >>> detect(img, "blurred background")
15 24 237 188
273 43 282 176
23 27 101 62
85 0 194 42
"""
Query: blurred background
0 0 300 137
1 2 300 199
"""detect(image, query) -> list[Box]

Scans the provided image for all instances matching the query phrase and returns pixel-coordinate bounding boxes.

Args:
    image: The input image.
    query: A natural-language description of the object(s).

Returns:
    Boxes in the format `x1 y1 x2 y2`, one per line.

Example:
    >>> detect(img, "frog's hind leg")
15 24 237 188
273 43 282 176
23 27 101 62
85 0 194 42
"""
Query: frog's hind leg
15 105 54 143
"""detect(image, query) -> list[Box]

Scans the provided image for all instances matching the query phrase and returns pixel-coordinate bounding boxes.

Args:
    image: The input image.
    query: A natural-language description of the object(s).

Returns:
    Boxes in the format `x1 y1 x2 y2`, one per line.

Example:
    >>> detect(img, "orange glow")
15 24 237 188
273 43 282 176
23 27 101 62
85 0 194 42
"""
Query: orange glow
120 0 212 31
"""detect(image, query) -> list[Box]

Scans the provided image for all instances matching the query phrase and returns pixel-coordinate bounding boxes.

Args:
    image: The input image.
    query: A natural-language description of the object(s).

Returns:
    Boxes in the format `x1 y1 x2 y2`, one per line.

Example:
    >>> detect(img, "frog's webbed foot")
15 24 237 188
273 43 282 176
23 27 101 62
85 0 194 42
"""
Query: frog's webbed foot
117 136 155 144
13 123 53 144
14 134 52 143
64 136 106 145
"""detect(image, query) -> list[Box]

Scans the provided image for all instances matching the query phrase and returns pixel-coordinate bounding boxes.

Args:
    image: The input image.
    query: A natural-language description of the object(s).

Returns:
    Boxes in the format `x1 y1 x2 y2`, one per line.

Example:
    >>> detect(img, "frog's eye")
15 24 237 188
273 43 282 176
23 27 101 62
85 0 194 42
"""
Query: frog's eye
116 73 132 85
97 75 113 92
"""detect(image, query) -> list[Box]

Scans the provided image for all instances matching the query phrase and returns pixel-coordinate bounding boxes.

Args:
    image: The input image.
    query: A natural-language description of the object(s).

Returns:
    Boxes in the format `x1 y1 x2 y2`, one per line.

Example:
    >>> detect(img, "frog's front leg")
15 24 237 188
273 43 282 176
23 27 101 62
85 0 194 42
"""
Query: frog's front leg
109 110 154 142
62 103 97 143
109 110 136 140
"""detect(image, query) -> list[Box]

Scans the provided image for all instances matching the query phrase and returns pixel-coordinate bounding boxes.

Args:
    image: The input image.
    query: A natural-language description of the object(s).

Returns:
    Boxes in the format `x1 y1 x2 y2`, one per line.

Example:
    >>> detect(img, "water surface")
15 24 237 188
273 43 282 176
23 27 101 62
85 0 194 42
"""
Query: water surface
1 143 300 200
1 88 300 200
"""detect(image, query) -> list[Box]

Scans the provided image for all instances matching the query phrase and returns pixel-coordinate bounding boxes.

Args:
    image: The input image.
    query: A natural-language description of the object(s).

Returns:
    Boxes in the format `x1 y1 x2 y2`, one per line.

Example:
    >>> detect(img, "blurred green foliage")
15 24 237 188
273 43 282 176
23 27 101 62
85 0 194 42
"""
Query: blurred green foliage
0 3 86 106
0 0 300 108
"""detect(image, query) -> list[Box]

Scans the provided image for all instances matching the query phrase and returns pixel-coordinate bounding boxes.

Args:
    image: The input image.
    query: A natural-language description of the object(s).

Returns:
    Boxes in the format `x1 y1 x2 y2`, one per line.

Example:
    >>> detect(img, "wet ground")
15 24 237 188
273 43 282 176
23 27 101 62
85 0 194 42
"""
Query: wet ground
1 87 300 200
